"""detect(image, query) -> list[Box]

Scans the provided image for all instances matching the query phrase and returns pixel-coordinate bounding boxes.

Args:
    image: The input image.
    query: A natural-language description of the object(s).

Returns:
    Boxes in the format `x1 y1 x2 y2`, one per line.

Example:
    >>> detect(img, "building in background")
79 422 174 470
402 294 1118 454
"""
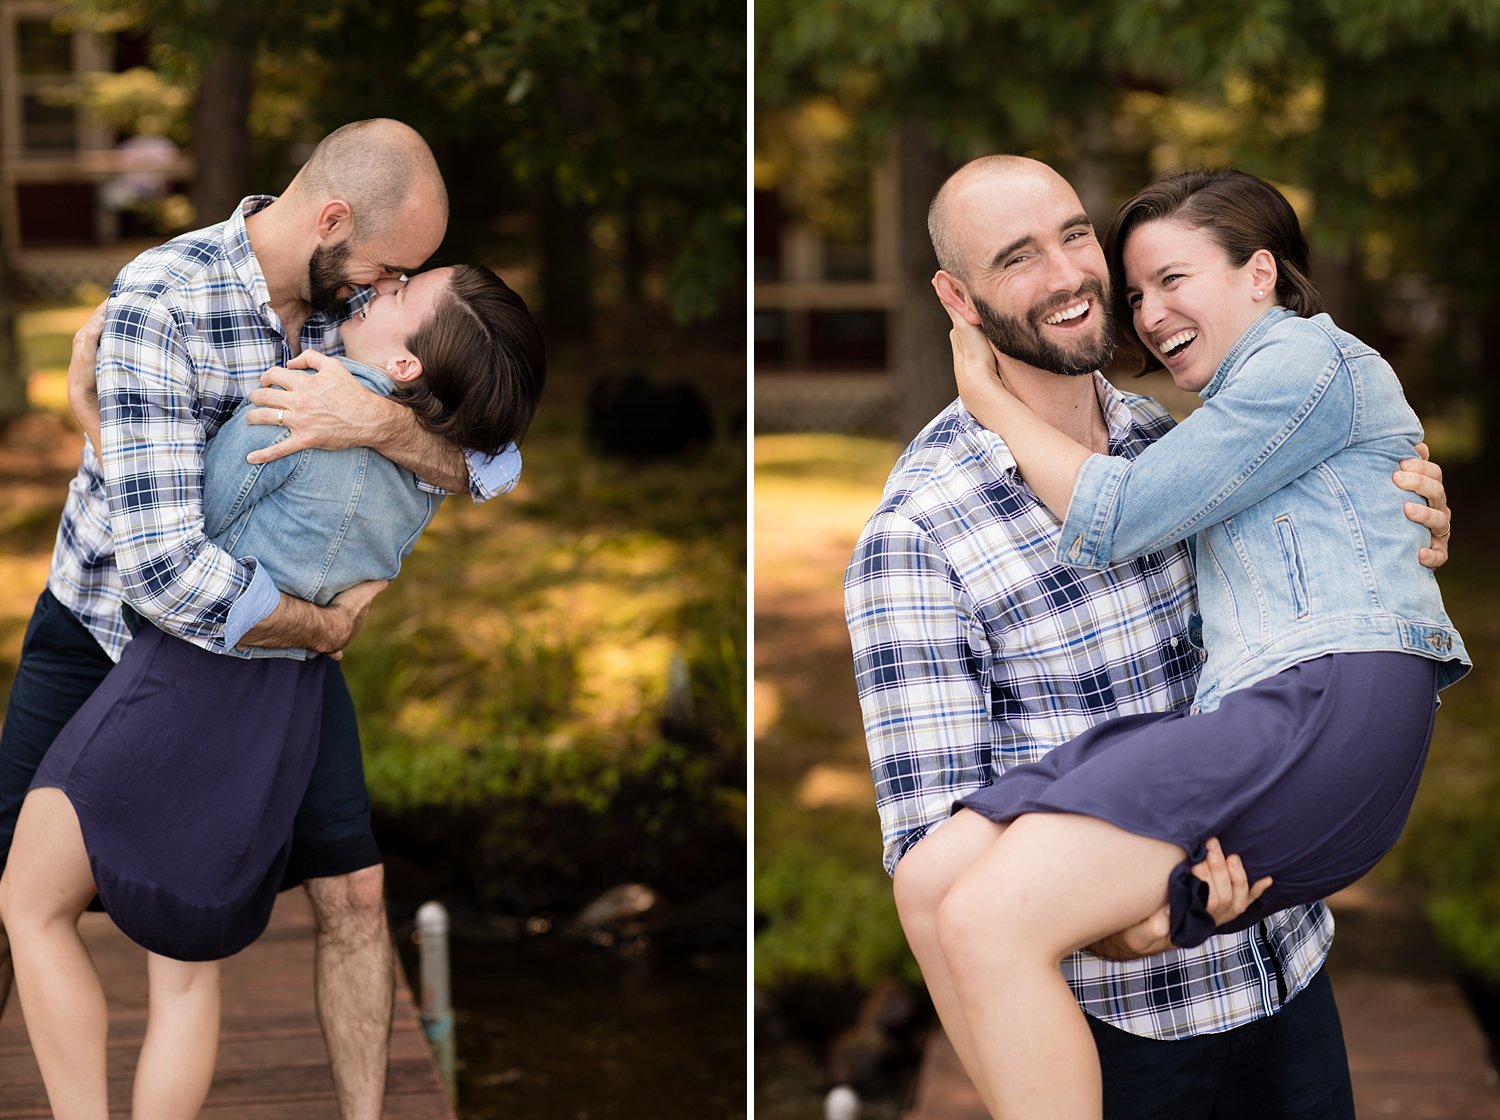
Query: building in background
754 151 904 436
0 0 191 300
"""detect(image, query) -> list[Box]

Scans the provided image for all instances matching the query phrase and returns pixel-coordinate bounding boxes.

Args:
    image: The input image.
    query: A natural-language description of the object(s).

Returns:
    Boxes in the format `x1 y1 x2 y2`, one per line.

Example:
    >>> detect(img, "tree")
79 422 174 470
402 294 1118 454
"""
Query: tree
757 0 1500 456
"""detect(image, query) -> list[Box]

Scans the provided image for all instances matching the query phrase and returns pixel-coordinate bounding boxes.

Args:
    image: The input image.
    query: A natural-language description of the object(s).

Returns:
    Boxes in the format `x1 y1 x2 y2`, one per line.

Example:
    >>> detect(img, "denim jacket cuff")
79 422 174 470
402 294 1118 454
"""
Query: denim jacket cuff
1057 453 1129 570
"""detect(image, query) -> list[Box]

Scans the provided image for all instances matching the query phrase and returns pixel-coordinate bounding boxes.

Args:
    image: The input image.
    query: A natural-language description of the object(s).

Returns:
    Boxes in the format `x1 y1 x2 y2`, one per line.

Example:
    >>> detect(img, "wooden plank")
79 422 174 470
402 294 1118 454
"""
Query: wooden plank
0 891 455 1120
904 886 1500 1119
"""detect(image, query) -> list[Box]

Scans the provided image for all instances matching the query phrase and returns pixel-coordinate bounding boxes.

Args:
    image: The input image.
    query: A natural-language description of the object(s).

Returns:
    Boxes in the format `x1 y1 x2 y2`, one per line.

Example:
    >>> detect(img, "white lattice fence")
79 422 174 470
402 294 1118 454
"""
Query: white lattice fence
754 373 900 436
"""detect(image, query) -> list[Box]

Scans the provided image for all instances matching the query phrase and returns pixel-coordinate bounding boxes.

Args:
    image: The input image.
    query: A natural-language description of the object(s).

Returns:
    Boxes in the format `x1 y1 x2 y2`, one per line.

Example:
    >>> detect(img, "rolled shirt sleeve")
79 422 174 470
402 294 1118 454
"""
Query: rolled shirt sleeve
97 296 266 652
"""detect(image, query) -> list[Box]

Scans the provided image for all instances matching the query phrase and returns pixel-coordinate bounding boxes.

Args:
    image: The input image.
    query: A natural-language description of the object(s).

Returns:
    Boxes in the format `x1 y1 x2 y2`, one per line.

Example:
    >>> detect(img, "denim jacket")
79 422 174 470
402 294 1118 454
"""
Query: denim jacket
1060 307 1469 712
201 359 442 659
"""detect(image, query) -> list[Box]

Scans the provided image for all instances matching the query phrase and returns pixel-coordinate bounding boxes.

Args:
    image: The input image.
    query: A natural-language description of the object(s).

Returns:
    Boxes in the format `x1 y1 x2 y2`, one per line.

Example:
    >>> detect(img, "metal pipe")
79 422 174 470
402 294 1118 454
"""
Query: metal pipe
416 900 456 1101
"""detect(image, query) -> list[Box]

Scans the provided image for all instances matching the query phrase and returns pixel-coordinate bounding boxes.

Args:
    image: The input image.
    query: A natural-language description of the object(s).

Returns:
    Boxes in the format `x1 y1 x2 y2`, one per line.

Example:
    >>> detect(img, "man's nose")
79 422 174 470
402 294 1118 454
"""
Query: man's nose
1042 250 1086 294
372 276 405 297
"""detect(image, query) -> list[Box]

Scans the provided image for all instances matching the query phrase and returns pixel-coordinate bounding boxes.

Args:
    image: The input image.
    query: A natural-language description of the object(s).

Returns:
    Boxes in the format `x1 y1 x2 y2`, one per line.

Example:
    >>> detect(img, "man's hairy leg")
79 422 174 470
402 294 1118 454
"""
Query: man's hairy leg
305 865 394 1120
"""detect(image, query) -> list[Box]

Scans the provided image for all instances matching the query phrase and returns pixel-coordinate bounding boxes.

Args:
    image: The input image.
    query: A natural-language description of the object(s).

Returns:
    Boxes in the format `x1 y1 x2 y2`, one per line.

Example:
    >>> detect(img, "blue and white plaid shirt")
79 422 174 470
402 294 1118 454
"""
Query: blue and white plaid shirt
49 196 521 661
845 378 1334 1041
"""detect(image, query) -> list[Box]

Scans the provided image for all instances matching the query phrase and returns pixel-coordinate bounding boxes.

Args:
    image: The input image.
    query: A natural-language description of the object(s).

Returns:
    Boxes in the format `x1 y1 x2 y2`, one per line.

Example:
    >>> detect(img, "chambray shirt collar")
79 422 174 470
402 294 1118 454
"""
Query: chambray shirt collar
1200 306 1297 401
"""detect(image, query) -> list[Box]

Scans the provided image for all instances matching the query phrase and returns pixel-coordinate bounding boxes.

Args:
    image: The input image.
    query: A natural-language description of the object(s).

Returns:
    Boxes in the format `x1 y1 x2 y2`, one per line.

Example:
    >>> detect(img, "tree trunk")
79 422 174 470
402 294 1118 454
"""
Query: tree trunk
190 43 253 225
894 121 953 440
539 179 594 341
0 205 28 430
1477 301 1500 470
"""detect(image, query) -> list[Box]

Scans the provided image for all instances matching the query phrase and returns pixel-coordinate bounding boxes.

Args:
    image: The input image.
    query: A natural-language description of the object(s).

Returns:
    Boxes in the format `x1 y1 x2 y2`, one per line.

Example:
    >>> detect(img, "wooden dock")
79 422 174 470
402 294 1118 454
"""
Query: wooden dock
905 884 1500 1119
0 891 456 1119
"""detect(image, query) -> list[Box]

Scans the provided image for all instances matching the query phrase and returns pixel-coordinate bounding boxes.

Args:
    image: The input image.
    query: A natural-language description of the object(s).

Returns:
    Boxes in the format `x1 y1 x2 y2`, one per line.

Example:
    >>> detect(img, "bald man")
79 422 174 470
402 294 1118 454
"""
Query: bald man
0 118 508 1118
846 155 1452 1118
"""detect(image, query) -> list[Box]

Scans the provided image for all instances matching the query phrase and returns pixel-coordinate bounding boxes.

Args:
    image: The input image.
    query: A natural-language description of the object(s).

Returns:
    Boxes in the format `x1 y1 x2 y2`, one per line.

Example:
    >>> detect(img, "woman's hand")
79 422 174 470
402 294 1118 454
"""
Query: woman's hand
1087 838 1270 960
67 300 107 454
939 297 1016 428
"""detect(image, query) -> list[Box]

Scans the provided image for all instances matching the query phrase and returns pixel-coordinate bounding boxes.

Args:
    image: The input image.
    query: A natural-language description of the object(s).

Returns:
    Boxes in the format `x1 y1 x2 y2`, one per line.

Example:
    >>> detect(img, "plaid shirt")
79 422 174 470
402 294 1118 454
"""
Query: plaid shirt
49 196 517 660
845 378 1334 1041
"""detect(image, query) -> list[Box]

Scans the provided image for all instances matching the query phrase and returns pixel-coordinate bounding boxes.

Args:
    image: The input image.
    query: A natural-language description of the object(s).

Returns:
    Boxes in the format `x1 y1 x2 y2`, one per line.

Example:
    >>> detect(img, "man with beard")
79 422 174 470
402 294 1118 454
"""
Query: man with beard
0 118 515 1119
844 155 1452 1116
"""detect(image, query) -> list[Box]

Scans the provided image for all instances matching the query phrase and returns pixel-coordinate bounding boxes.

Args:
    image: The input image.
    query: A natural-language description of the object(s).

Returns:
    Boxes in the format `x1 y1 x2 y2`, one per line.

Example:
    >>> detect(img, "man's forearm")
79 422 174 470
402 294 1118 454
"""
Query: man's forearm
240 592 351 654
370 396 468 492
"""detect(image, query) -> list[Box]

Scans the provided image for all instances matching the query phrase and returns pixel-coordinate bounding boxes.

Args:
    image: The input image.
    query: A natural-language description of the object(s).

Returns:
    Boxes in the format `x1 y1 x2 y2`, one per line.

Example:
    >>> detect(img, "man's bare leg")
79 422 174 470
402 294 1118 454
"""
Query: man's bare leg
305 865 394 1120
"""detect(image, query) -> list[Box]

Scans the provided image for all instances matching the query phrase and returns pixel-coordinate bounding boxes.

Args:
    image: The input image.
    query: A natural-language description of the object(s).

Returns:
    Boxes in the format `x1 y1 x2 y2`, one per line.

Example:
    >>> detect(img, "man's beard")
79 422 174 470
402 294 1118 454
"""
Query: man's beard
308 240 353 315
972 280 1115 377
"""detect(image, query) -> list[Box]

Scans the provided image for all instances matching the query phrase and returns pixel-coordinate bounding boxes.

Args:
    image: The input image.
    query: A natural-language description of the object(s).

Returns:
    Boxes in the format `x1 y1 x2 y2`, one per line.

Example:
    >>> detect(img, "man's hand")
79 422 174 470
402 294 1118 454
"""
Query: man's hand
244 350 396 465
1087 838 1271 961
240 579 388 657
1394 441 1451 570
67 300 107 453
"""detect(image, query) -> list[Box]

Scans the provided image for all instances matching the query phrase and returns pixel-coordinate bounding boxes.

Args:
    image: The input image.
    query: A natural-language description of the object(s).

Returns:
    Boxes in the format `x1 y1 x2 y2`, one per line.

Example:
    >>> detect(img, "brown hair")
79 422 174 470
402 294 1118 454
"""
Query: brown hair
395 265 546 457
1104 168 1322 373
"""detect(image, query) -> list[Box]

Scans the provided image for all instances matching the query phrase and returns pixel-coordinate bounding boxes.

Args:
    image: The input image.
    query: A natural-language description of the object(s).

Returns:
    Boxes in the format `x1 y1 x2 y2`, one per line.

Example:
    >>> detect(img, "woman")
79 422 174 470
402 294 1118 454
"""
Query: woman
0 264 545 1119
923 169 1468 1119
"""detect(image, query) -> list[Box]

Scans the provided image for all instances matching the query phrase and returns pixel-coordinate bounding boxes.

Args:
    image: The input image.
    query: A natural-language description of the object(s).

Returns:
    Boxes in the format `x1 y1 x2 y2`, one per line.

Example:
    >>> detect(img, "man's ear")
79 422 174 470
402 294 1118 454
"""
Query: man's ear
387 355 423 383
315 199 353 242
933 270 982 326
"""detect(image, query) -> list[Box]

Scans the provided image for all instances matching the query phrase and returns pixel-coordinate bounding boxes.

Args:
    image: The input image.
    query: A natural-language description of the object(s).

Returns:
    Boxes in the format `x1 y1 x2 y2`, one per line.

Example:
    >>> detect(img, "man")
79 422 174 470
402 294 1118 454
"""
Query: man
844 155 1451 1118
0 118 517 1119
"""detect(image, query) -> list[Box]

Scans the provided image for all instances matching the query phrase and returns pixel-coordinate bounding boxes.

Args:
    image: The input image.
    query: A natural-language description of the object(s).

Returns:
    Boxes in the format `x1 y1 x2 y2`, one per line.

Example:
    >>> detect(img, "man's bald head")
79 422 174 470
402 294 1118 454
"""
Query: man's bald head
928 155 1077 281
288 118 448 240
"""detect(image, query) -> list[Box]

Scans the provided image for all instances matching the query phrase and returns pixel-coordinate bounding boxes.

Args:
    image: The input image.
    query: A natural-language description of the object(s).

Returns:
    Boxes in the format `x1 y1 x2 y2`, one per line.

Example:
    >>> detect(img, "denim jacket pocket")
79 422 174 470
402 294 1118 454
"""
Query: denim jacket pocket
1273 513 1311 621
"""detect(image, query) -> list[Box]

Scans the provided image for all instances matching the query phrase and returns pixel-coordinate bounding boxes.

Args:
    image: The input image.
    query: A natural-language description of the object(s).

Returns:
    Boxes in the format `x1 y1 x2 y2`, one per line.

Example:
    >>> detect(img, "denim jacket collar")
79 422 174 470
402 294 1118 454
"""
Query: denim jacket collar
1200 306 1298 401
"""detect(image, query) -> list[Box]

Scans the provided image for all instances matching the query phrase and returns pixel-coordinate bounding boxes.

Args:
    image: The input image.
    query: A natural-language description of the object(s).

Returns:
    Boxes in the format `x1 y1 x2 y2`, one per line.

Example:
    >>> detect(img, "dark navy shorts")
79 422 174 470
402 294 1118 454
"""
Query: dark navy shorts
0 589 381 884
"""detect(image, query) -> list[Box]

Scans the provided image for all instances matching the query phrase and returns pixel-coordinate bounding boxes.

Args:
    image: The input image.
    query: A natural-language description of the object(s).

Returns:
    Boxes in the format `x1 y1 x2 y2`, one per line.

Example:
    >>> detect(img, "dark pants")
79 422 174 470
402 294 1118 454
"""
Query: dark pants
1089 965 1355 1120
0 589 380 882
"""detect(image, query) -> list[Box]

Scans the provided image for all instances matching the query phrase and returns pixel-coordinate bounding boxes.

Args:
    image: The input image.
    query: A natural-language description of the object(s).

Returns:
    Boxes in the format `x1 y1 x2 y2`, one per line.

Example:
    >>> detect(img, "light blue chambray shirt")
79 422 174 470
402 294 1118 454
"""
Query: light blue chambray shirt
202 358 515 659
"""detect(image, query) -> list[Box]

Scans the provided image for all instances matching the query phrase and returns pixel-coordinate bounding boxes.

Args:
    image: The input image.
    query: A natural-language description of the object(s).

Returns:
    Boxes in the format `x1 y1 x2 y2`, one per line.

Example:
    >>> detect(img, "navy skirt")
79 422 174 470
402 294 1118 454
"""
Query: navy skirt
31 624 326 961
957 651 1439 948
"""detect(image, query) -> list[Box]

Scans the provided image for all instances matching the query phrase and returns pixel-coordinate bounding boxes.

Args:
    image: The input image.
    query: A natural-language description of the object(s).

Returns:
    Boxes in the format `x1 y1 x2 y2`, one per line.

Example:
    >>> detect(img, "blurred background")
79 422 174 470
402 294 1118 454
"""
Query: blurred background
0 2 745 1117
754 3 1500 1116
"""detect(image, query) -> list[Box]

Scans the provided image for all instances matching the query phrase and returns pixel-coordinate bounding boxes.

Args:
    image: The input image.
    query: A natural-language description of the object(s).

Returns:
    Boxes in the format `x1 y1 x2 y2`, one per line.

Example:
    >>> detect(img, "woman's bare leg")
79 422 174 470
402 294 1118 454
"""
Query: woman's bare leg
0 788 107 1119
936 813 1185 1120
134 953 222 1118
892 810 1009 1104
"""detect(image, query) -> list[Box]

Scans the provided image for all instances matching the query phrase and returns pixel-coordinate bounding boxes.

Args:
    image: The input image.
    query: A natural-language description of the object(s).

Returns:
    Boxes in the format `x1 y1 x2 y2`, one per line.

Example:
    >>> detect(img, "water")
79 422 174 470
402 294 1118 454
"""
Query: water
395 919 747 1120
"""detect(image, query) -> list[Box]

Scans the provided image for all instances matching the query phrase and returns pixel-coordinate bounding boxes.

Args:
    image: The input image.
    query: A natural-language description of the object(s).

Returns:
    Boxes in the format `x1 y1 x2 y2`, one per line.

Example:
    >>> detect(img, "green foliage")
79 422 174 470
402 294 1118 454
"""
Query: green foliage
70 0 745 324
755 840 918 989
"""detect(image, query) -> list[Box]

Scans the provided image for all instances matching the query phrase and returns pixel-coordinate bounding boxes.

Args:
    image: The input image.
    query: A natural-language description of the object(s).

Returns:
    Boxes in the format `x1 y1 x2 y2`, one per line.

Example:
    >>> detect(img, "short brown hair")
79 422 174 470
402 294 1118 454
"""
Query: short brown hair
1104 168 1322 373
395 265 546 457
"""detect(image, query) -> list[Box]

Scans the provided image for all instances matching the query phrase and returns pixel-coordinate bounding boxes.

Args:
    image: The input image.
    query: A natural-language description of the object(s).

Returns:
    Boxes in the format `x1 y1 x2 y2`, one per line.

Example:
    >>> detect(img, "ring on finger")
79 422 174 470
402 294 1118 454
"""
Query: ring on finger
276 408 287 426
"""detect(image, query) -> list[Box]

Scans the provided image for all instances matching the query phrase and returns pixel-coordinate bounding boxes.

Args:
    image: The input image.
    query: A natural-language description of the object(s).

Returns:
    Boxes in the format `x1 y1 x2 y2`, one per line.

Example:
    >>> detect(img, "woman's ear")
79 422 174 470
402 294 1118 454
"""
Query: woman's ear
933 271 983 326
1248 249 1278 301
387 355 424 382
